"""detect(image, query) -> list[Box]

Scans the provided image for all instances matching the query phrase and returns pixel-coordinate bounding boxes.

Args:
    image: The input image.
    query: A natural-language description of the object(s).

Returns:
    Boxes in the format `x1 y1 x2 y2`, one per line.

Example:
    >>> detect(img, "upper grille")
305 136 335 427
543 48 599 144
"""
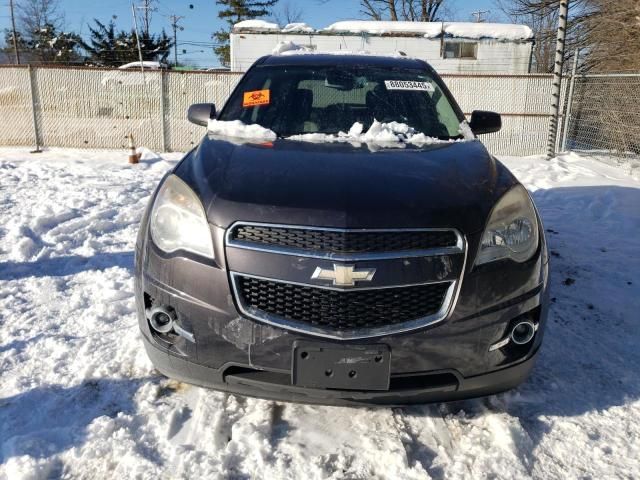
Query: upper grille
236 275 451 333
230 225 458 254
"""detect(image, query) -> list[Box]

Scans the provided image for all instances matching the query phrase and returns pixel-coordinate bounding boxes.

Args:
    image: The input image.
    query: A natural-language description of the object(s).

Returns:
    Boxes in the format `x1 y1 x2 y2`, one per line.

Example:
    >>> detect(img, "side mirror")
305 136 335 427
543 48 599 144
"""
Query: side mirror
188 103 216 126
469 110 501 135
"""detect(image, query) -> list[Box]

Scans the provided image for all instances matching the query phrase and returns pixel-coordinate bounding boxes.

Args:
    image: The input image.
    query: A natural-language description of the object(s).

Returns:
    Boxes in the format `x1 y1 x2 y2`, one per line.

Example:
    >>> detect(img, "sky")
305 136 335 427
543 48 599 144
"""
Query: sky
1 0 507 67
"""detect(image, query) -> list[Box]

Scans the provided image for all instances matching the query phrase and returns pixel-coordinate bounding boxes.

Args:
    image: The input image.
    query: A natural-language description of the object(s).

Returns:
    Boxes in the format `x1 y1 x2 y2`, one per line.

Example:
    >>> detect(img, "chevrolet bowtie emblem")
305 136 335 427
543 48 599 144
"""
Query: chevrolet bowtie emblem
311 264 376 287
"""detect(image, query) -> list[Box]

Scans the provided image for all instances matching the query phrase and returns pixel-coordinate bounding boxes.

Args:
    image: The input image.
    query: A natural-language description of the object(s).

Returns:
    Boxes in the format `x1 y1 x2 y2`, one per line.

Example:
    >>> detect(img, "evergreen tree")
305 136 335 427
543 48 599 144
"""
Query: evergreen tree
1 29 28 62
213 0 279 66
24 23 82 63
80 20 120 66
81 19 173 66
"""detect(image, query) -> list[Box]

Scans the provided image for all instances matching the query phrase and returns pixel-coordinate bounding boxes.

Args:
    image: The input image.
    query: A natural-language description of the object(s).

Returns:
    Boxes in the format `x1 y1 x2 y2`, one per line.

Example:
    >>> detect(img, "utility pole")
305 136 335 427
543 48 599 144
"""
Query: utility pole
131 2 146 77
168 14 184 67
546 0 569 160
9 0 21 64
471 10 489 22
136 0 156 35
561 48 580 152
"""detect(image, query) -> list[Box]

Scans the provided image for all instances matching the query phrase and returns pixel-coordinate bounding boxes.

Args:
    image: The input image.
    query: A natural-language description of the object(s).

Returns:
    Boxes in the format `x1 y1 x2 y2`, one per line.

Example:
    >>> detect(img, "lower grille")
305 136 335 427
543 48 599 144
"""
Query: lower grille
235 275 451 333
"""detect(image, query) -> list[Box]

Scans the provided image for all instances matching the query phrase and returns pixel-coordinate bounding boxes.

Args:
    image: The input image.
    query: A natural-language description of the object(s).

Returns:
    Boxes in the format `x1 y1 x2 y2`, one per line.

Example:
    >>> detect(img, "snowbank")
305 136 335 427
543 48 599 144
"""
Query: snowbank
207 119 277 141
325 21 533 40
234 19 279 30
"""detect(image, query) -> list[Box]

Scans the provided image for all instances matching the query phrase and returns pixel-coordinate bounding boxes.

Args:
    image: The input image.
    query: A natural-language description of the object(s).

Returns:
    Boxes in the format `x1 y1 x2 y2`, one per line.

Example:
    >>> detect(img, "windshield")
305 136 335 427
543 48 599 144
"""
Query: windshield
219 64 465 139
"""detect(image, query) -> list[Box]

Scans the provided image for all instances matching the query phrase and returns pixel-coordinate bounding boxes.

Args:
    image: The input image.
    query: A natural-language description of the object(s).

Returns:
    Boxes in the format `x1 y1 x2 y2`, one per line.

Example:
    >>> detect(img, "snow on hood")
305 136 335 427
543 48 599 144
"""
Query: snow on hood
234 19 279 30
287 120 469 147
324 21 533 41
207 119 277 141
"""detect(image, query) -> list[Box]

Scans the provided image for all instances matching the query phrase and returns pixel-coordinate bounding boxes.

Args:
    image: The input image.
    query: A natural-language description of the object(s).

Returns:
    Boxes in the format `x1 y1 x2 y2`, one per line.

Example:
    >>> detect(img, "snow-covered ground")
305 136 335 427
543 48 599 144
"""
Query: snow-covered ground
0 147 638 479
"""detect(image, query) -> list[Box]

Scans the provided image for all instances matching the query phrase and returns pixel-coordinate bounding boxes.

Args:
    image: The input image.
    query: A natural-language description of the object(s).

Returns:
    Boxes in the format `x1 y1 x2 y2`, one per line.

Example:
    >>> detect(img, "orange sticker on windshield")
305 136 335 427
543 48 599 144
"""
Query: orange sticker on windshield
243 89 270 107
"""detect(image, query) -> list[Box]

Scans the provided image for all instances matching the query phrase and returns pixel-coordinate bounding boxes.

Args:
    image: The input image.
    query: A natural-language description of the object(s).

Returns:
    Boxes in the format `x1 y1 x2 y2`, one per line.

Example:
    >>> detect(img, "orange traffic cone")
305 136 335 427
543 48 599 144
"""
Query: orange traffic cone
128 134 140 164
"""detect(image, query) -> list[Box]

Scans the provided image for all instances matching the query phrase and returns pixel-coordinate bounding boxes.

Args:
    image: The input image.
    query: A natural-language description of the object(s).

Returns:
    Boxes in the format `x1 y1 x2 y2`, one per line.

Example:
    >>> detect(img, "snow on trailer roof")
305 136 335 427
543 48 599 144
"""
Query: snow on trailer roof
233 20 534 42
325 21 533 41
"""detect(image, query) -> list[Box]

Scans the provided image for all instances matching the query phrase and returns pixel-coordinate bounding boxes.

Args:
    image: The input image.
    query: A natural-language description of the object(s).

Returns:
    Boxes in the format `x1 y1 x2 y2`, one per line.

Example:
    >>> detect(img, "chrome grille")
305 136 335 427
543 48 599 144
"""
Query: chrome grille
226 222 466 340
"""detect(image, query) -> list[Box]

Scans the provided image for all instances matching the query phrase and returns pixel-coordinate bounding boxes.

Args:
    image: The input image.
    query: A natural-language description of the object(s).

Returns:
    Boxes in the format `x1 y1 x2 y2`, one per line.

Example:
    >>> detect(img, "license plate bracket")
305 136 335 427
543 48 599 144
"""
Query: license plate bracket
292 341 391 391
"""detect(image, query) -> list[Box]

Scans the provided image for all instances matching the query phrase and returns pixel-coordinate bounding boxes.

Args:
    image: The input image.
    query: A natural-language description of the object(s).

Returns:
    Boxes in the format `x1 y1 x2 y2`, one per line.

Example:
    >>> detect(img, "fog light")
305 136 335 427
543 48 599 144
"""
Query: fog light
489 319 538 351
511 321 536 345
148 306 176 333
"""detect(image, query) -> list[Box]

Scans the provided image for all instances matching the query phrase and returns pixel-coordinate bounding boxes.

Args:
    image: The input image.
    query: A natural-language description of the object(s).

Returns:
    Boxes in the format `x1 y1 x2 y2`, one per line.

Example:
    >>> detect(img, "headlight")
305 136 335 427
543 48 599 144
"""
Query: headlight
149 174 214 259
474 185 539 266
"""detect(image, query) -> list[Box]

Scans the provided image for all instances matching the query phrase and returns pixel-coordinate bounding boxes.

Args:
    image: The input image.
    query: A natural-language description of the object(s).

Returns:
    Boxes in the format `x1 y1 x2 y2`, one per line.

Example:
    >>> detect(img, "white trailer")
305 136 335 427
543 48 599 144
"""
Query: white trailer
230 20 534 74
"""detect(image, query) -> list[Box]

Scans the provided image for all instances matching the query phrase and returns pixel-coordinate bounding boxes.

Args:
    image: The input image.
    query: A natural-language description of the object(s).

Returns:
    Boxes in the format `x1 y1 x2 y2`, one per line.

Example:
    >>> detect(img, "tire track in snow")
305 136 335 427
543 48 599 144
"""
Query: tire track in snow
392 405 455 479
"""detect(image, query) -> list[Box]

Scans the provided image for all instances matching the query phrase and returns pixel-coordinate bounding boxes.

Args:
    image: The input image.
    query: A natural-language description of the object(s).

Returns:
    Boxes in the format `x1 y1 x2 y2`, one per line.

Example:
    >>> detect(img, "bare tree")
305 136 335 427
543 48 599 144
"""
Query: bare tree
495 0 596 73
274 0 304 25
583 0 640 72
15 0 63 41
360 0 447 21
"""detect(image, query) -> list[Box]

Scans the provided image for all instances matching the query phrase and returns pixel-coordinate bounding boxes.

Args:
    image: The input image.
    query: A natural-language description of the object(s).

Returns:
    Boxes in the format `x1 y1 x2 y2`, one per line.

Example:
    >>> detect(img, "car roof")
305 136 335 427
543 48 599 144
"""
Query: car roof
257 53 431 70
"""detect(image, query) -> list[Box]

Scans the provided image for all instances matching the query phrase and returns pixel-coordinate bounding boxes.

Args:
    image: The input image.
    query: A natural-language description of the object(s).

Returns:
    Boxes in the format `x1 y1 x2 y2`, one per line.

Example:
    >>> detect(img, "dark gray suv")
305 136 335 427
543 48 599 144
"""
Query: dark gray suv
134 54 549 405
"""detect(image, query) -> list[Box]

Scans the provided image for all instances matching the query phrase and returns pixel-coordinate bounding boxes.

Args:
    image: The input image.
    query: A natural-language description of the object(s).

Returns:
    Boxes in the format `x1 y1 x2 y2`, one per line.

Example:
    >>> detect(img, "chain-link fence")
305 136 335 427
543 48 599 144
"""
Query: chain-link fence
0 65 562 156
0 65 241 153
560 73 640 173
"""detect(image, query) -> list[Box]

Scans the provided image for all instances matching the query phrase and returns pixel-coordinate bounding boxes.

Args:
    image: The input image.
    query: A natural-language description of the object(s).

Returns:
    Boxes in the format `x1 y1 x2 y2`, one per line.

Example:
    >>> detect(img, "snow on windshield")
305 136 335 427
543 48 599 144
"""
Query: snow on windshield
288 120 471 146
207 119 472 147
207 119 277 141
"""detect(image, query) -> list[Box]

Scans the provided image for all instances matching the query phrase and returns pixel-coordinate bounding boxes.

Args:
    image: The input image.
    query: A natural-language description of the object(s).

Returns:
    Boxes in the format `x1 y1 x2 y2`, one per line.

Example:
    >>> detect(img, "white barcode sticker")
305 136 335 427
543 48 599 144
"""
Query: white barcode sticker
384 80 434 92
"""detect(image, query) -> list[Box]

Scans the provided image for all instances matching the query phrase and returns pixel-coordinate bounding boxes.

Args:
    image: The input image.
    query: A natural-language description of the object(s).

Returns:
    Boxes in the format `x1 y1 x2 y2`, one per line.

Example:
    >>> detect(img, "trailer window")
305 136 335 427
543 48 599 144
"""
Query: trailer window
443 42 477 59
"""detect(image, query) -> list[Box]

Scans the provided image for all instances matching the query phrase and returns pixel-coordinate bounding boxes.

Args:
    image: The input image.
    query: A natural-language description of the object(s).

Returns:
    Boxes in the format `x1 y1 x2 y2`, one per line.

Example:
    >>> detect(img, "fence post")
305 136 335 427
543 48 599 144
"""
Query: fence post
561 49 580 152
546 0 569 160
27 64 42 153
160 70 168 152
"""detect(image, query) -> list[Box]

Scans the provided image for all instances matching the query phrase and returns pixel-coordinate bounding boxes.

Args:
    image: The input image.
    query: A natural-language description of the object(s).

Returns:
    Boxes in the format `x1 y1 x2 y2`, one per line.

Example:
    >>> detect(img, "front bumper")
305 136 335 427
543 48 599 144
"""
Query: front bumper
142 333 540 406
135 215 549 405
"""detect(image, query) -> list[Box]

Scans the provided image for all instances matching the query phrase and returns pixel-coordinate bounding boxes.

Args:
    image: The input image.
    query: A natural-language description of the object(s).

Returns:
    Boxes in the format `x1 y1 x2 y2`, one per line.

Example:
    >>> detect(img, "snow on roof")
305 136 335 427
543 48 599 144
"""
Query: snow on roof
325 21 533 40
234 19 279 30
118 61 164 70
234 20 533 41
325 21 443 38
444 23 534 41
282 22 314 33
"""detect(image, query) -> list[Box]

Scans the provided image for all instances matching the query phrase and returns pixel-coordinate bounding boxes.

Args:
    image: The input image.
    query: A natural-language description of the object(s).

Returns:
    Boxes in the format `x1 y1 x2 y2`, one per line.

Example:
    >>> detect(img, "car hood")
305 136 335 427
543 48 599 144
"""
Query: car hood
175 135 518 233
